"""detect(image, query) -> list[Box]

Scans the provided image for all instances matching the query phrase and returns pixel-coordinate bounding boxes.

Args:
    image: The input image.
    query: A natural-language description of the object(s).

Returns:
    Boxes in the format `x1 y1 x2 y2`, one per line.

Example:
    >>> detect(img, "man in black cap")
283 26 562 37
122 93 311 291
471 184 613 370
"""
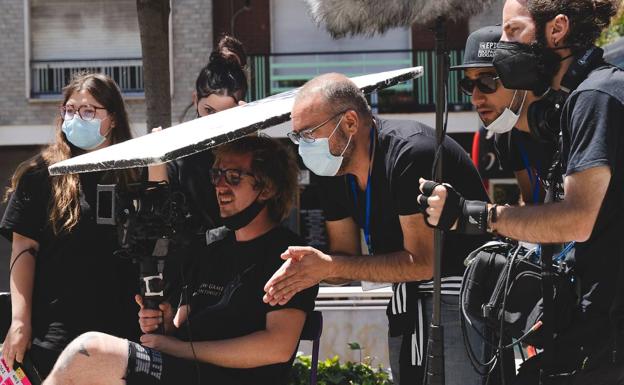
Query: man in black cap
453 25 550 205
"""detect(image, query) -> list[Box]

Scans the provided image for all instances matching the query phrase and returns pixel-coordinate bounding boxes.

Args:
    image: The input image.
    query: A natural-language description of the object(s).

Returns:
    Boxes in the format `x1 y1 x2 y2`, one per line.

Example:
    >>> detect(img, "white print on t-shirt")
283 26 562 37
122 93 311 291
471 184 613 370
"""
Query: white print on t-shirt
194 283 224 298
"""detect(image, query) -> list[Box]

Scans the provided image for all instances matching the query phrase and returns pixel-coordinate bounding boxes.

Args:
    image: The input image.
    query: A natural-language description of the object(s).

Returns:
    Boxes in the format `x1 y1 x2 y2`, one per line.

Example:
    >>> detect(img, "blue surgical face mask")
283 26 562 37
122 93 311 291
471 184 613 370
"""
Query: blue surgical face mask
62 116 108 150
298 115 352 176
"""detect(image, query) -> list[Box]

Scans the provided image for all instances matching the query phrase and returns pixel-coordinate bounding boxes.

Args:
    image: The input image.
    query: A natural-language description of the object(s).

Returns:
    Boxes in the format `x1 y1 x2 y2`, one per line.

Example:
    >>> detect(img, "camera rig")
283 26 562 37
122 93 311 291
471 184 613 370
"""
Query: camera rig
96 181 190 316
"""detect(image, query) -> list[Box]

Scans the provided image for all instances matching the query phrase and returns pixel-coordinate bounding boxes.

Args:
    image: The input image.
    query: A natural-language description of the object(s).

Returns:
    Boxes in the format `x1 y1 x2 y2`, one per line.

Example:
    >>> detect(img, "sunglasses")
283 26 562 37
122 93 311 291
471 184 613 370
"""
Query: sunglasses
459 73 500 96
209 168 256 186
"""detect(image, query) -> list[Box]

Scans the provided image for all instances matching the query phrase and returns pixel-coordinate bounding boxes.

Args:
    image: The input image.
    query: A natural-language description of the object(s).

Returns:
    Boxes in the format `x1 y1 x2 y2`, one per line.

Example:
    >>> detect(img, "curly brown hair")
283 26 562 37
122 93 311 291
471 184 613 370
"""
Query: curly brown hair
4 72 137 235
528 0 620 49
214 136 299 223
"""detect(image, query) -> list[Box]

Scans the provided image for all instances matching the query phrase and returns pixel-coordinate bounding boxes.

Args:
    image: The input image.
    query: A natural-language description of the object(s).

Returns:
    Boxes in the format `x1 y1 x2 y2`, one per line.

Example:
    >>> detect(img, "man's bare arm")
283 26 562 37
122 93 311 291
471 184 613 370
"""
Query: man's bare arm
263 213 433 306
322 217 360 284
327 213 433 282
493 166 611 243
172 308 305 367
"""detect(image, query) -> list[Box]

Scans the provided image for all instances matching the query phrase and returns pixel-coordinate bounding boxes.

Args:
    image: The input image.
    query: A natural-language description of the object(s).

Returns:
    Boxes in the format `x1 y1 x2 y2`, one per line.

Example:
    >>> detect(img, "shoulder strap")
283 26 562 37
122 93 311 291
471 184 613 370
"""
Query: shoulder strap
539 173 558 381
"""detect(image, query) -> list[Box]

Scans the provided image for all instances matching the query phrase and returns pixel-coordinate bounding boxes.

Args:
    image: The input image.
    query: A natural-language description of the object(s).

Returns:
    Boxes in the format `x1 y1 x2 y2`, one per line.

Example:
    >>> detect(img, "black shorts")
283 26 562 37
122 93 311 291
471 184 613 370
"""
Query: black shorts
125 341 238 385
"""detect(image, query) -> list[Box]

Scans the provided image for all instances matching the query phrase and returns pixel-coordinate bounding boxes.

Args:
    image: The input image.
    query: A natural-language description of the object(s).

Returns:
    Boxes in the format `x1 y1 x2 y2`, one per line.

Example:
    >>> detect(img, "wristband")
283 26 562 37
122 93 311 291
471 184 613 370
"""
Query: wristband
456 200 488 234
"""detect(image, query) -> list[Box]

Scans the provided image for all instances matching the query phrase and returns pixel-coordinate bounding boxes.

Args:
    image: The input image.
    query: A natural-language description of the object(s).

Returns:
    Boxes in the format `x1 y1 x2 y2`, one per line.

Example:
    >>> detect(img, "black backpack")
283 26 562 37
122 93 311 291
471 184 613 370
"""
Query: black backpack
461 241 578 348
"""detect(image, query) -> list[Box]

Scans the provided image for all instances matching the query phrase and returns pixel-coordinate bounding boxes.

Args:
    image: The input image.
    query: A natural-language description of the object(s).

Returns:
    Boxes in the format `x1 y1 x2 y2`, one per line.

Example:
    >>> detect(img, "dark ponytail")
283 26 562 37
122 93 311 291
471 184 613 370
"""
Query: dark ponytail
195 35 248 103
217 34 247 67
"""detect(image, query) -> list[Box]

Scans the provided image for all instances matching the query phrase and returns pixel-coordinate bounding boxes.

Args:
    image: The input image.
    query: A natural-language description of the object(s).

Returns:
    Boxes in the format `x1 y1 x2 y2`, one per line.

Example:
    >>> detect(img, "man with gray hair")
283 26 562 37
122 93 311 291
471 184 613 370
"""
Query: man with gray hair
264 73 490 384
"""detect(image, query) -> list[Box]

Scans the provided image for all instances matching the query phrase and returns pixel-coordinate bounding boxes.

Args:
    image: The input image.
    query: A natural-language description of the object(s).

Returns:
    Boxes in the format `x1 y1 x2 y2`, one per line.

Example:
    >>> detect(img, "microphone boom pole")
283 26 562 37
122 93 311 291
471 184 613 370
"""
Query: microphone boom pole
426 16 448 385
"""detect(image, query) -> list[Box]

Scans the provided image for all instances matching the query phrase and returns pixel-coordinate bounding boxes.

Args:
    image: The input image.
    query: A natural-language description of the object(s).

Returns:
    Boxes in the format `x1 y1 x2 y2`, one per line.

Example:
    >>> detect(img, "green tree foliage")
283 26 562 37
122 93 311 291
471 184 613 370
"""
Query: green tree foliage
597 4 624 46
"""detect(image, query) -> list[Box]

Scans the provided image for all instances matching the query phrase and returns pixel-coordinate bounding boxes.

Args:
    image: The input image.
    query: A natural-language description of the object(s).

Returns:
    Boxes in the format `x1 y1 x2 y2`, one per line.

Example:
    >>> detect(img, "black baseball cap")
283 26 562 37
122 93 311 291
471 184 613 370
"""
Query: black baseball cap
450 25 502 70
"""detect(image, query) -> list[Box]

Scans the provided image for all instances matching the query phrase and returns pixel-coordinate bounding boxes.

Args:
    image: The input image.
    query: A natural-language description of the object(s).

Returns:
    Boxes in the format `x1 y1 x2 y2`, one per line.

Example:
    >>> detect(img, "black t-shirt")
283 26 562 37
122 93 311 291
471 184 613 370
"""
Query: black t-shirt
318 117 491 335
167 150 221 235
494 128 557 203
0 165 141 351
559 64 624 355
175 226 318 385
495 128 556 175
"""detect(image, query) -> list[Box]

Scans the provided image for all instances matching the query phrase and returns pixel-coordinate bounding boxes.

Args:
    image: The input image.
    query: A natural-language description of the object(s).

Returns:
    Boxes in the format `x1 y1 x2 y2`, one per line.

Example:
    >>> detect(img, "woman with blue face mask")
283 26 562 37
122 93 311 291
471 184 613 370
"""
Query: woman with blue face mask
0 72 141 379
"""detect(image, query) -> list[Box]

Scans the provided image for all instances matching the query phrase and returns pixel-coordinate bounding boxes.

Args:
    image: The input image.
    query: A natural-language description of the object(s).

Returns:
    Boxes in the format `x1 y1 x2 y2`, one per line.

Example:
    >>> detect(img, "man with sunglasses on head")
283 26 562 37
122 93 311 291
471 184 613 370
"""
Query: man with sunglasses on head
41 136 318 385
456 25 553 205
263 73 491 385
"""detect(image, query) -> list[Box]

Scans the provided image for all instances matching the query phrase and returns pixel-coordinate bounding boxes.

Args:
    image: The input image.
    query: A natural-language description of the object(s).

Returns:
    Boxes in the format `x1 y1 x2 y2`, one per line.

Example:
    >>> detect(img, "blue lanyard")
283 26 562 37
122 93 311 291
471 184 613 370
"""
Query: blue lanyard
348 126 375 254
535 241 576 263
517 140 542 204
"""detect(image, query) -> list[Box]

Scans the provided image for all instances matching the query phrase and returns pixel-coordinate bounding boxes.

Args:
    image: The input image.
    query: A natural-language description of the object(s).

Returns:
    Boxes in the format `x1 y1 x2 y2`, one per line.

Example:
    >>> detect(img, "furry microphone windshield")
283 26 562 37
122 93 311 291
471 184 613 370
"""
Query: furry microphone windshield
305 0 496 37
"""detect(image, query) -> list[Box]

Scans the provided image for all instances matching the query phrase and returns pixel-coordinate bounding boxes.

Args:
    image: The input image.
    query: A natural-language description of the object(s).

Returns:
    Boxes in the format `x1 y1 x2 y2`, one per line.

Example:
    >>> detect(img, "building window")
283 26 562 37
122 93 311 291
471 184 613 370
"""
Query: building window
29 0 143 98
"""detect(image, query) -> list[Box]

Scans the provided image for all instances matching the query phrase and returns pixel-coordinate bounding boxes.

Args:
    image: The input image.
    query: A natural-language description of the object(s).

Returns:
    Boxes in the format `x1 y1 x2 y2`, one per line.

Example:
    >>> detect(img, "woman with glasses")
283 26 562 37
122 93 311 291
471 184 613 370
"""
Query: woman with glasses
0 72 141 378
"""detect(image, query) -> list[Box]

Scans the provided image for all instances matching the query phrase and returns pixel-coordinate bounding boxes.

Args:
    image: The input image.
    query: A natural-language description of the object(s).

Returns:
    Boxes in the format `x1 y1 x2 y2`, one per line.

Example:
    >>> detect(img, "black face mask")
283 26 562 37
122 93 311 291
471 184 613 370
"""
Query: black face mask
221 199 267 230
493 41 563 96
526 46 605 145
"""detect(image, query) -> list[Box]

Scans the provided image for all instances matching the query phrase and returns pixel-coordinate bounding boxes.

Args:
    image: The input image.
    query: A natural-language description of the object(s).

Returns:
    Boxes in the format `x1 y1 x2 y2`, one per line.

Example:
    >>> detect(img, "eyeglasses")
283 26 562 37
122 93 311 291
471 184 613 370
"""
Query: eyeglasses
287 110 348 144
209 168 256 186
60 104 107 121
459 74 500 96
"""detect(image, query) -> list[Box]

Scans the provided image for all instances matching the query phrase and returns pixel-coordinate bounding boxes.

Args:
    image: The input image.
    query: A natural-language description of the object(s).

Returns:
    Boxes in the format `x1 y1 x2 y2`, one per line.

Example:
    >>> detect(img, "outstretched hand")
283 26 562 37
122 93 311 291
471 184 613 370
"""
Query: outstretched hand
263 246 332 306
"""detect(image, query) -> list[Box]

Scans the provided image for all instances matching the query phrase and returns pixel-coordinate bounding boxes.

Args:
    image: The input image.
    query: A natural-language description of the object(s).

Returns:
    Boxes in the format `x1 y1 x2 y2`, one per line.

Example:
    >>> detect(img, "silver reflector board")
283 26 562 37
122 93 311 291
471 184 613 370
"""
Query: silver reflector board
49 67 423 175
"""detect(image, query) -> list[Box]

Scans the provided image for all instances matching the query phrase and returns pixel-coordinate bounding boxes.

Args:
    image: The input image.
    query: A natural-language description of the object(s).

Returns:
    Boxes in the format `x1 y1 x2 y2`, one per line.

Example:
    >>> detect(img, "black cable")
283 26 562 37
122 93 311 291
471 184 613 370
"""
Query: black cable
497 245 522 385
179 260 201 385
459 266 499 376
9 248 37 276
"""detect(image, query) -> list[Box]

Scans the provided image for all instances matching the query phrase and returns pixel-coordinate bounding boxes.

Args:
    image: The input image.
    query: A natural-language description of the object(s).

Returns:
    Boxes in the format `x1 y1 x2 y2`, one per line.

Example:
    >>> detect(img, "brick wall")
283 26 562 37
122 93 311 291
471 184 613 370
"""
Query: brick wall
170 0 214 124
0 0 30 127
0 0 214 136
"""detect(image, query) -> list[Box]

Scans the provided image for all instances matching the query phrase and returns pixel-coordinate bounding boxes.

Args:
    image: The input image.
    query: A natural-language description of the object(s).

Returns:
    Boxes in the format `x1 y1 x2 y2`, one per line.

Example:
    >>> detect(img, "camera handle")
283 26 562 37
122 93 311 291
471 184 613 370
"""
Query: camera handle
139 238 170 334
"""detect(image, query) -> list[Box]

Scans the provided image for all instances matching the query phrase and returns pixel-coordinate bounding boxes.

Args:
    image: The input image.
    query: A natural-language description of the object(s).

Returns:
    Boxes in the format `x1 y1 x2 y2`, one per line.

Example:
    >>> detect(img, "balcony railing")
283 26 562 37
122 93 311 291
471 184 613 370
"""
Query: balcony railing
31 58 144 98
249 49 471 112
30 50 471 112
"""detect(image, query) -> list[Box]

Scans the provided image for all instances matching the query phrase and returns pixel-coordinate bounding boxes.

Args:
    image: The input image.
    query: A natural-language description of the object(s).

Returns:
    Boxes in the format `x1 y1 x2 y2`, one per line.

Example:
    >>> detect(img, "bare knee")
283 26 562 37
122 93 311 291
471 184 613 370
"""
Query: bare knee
45 332 127 385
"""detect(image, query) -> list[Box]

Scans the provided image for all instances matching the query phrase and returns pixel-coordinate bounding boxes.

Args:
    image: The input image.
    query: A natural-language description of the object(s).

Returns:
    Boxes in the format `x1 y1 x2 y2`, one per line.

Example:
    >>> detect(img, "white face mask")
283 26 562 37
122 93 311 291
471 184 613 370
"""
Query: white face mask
485 90 527 139
298 115 352 176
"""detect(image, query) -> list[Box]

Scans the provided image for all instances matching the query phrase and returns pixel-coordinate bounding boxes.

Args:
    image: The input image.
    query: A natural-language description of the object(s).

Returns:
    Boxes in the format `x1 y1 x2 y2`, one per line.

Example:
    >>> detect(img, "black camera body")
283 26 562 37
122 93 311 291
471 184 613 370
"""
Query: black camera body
96 181 190 312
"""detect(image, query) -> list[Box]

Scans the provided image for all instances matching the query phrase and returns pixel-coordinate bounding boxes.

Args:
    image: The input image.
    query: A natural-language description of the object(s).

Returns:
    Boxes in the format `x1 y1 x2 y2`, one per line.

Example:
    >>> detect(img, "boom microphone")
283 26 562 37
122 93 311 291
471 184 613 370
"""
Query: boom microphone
304 0 497 37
